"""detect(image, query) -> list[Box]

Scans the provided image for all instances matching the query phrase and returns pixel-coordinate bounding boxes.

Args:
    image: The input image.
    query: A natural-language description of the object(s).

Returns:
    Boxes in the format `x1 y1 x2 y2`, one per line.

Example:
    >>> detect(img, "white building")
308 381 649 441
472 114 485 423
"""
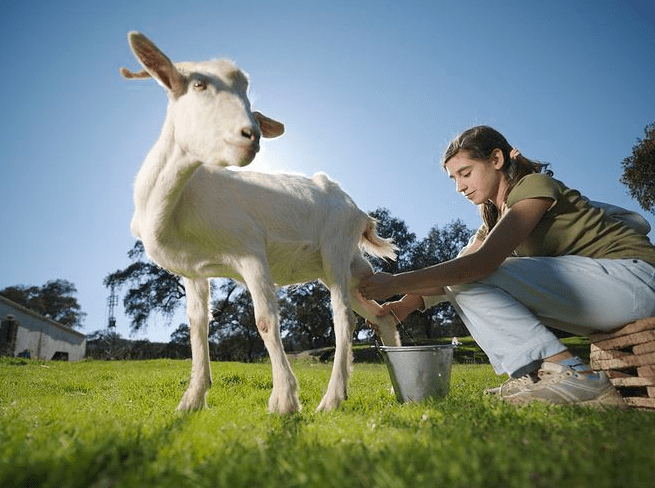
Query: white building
0 295 86 361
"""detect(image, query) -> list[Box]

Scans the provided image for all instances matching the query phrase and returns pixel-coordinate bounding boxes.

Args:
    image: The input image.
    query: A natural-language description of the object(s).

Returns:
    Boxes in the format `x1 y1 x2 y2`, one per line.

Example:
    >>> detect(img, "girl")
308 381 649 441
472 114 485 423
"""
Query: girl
359 126 655 407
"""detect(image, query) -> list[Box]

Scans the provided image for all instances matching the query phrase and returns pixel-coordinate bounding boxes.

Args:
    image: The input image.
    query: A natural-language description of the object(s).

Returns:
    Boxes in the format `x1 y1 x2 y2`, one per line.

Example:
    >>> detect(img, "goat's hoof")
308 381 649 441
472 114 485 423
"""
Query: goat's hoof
316 392 346 412
268 389 301 414
177 392 208 412
177 401 206 412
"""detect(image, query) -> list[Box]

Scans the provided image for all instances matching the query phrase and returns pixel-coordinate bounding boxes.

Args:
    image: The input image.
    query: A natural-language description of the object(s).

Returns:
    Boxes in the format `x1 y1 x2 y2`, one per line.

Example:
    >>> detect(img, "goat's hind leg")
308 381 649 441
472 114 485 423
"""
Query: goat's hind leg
316 243 360 412
178 277 213 411
316 278 354 412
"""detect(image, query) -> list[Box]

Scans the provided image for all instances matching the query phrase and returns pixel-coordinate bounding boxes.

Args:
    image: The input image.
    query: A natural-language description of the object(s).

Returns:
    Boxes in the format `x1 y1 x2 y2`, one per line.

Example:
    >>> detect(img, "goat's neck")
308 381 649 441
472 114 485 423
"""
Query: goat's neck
132 116 203 243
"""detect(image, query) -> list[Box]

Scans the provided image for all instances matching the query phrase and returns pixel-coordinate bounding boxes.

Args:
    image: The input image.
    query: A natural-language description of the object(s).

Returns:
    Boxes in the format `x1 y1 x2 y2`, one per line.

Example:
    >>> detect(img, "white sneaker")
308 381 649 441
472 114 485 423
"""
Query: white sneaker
503 361 626 408
484 371 539 396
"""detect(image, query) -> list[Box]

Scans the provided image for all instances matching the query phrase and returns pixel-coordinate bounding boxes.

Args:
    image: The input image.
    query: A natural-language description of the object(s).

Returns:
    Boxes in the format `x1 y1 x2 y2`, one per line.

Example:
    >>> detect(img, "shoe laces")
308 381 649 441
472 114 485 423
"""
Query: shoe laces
500 370 539 394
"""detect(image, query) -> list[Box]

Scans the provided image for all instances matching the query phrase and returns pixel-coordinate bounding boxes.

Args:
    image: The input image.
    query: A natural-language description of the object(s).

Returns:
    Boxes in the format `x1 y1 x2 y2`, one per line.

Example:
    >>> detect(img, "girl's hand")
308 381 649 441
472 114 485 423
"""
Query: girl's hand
358 272 398 301
380 300 411 323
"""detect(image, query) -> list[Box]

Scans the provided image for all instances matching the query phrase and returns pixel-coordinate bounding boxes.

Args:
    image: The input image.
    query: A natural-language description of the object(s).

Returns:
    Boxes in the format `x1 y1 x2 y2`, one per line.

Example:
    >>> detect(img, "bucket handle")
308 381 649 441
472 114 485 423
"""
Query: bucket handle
373 308 460 350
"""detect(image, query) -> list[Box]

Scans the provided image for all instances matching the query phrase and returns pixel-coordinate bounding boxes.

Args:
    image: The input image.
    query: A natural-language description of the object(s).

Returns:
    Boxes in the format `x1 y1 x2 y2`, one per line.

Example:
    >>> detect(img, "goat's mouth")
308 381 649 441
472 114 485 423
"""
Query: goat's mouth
227 138 260 150
224 140 259 166
227 140 259 155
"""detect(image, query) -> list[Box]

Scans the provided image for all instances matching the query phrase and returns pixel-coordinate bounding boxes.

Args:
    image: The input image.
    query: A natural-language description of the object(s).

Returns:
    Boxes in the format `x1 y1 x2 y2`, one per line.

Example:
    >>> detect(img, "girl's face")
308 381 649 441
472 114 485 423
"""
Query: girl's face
445 149 507 207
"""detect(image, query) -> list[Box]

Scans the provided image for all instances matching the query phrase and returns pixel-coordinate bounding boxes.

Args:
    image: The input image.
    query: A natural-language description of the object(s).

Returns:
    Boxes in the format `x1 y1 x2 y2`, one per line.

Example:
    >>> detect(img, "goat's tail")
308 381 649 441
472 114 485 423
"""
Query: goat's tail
360 218 397 261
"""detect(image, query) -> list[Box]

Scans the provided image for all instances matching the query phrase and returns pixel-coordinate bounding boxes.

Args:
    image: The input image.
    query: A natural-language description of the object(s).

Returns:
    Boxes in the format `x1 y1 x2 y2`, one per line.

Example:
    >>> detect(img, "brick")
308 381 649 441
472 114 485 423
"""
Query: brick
604 369 632 379
592 330 655 350
588 317 655 409
638 365 655 377
608 376 655 387
590 317 655 342
624 397 655 409
590 348 630 361
633 340 655 356
592 352 655 370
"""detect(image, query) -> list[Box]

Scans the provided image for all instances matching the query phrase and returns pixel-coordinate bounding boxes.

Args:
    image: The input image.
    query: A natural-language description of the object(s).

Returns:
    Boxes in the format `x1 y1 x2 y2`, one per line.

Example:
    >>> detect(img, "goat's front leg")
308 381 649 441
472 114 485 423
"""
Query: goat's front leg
316 280 354 412
178 277 212 411
238 257 301 414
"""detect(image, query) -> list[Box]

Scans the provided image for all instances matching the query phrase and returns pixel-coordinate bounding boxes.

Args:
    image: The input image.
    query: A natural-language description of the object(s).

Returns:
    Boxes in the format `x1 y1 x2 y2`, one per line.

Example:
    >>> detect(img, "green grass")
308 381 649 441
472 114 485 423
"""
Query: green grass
1 357 654 488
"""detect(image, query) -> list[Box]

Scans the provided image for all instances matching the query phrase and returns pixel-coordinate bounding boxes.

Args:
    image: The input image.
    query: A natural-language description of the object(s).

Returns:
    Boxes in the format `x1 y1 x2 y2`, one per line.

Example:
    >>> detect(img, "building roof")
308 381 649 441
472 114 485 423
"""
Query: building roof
0 294 86 339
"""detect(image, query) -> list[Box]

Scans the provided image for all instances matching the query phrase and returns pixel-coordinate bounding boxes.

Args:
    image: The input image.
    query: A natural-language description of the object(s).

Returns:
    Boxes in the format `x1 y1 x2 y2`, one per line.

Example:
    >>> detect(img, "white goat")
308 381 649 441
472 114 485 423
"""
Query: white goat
120 31 400 414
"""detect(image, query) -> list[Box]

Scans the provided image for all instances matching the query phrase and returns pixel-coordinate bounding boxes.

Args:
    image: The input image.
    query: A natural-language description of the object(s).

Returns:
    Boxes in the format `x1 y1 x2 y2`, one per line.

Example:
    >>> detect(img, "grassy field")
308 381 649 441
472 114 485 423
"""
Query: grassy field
1 354 654 488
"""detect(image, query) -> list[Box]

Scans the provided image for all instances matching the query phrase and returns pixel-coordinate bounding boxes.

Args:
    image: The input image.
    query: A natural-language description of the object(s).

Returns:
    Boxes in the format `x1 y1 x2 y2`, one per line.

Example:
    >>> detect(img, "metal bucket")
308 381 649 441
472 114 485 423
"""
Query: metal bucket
378 345 454 403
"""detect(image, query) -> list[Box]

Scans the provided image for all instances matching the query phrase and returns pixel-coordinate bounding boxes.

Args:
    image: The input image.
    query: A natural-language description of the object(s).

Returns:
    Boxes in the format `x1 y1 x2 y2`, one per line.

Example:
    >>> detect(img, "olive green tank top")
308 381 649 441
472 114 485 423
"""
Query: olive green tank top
506 173 655 266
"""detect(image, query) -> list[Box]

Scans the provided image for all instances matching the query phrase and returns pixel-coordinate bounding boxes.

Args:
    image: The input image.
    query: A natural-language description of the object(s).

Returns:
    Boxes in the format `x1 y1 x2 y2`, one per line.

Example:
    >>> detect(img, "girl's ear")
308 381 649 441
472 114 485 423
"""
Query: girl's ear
489 148 505 170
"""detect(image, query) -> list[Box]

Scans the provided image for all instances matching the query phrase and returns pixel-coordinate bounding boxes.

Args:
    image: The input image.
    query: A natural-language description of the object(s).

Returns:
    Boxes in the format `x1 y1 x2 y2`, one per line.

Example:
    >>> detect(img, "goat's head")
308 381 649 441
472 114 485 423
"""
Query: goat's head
121 31 284 167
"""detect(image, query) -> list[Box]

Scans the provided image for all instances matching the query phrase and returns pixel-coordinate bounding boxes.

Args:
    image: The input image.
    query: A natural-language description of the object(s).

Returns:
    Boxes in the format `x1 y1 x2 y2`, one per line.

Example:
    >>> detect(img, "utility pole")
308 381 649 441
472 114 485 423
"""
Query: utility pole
107 284 118 330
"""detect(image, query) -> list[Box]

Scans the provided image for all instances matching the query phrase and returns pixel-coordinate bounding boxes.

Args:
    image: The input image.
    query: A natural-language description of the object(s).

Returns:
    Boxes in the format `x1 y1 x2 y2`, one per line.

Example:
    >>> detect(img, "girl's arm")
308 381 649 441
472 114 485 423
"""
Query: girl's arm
370 237 485 321
359 197 553 300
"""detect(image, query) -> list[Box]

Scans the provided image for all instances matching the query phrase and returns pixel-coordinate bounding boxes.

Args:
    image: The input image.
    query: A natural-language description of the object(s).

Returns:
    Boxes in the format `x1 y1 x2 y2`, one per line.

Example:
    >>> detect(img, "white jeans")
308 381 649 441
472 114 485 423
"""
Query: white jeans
445 256 655 377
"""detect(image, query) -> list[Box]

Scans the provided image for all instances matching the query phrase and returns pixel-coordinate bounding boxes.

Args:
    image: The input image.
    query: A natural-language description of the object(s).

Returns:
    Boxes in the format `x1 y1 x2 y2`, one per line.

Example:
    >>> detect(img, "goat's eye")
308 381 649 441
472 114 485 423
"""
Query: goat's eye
193 80 207 91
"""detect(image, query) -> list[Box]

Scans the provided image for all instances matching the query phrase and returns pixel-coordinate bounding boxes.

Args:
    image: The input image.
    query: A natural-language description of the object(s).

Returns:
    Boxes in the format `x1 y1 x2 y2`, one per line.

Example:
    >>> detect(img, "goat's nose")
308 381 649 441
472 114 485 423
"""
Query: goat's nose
241 126 259 141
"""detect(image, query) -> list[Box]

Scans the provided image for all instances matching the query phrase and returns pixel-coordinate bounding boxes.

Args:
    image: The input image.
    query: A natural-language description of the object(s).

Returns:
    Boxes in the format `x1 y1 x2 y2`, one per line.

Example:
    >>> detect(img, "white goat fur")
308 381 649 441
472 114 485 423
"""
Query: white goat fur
121 32 401 414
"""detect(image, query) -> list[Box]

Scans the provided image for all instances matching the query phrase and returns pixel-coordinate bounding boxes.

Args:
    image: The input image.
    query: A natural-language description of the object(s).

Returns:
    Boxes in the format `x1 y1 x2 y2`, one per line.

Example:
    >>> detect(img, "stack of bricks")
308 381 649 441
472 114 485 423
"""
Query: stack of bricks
590 317 655 410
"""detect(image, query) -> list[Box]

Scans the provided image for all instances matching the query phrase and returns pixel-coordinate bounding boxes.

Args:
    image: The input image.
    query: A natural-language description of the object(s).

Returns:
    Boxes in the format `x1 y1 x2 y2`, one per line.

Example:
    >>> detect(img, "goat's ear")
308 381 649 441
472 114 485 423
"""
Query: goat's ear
254 111 285 138
119 67 152 79
126 31 187 98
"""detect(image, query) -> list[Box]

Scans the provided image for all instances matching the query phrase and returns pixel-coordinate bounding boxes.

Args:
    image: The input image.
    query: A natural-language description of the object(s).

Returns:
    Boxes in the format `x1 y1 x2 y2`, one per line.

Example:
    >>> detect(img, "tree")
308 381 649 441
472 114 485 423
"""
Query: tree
279 282 334 350
169 324 190 348
0 279 86 329
86 328 124 359
367 208 417 273
210 281 265 361
104 242 262 357
621 121 655 213
411 219 472 270
104 241 186 333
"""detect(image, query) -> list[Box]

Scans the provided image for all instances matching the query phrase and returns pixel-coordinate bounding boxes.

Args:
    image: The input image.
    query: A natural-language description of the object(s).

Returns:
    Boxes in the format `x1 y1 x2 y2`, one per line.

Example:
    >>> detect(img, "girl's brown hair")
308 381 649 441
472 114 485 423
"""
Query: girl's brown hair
442 125 552 239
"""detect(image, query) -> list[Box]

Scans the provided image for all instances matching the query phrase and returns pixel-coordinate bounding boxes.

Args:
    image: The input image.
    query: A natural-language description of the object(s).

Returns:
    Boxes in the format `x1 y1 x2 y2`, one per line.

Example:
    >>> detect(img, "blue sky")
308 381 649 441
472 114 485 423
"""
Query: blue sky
1 0 654 343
